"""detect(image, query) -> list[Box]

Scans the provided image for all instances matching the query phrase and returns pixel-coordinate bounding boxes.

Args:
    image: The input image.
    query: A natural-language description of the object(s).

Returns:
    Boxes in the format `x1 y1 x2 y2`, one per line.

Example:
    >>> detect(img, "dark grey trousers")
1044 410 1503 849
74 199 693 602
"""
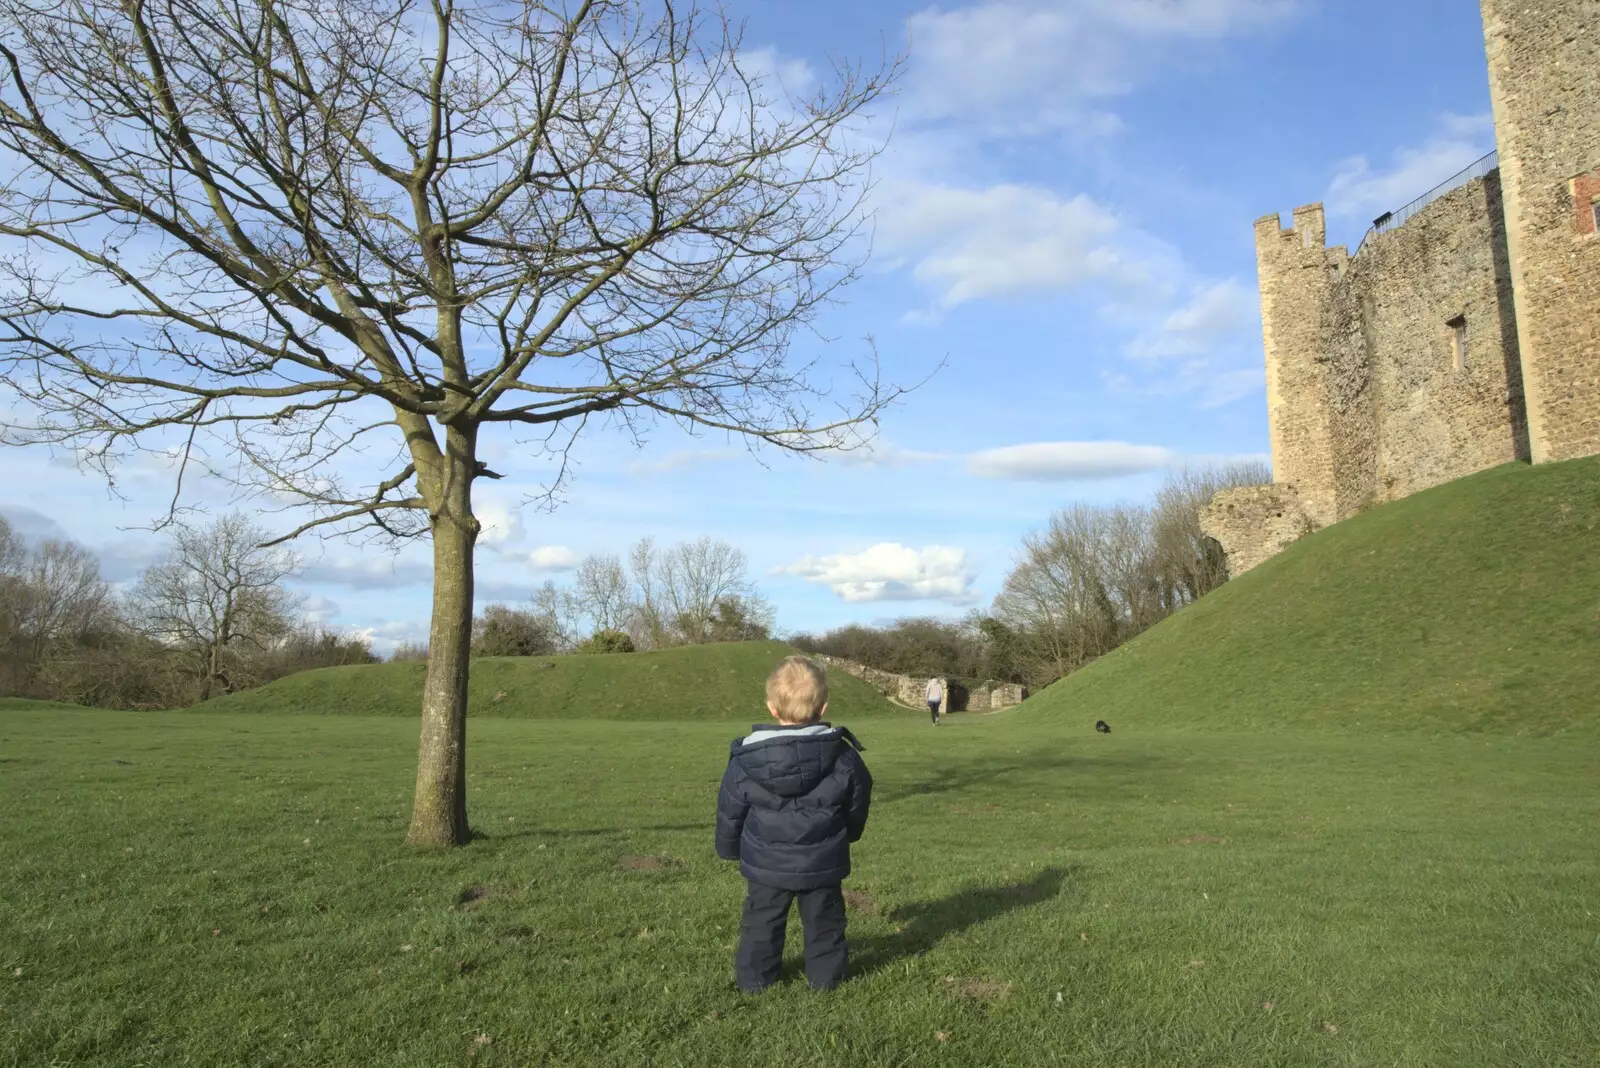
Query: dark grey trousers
734 881 848 991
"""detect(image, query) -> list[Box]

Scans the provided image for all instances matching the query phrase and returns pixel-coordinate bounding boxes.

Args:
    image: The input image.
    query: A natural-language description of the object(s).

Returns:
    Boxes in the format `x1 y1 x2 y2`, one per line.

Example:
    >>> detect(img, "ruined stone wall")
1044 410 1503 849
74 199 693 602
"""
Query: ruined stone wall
1198 484 1314 577
1332 174 1529 505
1482 0 1600 463
810 655 1026 713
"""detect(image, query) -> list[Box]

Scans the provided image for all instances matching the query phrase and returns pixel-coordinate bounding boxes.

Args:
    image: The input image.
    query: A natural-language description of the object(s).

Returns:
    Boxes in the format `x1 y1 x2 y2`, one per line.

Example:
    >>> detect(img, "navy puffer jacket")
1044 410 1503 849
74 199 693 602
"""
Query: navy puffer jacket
715 722 872 891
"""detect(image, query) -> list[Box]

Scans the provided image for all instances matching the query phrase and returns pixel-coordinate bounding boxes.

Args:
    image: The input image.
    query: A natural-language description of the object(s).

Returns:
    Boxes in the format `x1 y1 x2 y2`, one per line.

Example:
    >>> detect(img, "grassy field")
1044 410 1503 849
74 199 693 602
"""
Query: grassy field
6 458 1600 1065
1026 456 1600 736
204 640 899 721
2 705 1597 1067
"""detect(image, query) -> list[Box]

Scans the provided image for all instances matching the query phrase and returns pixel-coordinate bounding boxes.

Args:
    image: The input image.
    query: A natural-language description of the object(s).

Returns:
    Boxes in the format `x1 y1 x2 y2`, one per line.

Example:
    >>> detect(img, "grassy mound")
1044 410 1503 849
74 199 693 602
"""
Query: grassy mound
203 639 900 720
1024 456 1600 735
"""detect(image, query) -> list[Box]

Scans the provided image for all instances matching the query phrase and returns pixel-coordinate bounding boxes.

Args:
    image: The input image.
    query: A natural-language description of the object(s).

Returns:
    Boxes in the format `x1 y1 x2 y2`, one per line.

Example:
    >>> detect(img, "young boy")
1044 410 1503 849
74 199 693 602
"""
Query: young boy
715 655 872 992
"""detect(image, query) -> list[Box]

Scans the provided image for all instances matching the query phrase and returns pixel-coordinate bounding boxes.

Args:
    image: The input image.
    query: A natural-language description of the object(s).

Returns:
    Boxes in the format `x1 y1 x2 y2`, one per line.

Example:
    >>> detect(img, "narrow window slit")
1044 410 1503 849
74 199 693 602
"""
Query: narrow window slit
1447 316 1468 371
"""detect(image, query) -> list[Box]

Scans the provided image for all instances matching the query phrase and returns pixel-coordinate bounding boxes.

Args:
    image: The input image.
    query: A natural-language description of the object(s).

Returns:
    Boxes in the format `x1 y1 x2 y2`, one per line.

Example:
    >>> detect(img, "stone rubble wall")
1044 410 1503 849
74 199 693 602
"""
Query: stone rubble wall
1198 484 1315 578
810 655 1026 713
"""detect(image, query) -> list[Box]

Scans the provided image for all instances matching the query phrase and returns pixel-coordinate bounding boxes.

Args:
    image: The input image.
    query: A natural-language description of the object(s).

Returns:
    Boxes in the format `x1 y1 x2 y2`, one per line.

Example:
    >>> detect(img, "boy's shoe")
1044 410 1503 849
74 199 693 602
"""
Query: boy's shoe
736 983 772 995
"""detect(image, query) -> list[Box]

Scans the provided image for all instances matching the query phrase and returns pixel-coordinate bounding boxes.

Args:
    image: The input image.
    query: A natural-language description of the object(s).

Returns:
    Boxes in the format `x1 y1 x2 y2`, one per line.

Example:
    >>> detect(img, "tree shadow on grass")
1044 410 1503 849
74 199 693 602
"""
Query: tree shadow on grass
848 866 1076 977
879 748 1174 804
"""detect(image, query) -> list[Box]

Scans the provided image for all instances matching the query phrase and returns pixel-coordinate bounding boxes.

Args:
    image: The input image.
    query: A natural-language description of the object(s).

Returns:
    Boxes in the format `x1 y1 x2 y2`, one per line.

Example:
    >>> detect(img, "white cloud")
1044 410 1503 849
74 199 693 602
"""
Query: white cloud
351 619 430 657
779 543 977 604
1126 279 1258 360
876 182 1179 309
627 448 740 475
299 555 433 590
0 504 71 544
527 545 579 572
475 499 524 546
967 441 1174 481
825 439 950 468
301 595 342 624
1326 113 1496 221
906 0 1297 133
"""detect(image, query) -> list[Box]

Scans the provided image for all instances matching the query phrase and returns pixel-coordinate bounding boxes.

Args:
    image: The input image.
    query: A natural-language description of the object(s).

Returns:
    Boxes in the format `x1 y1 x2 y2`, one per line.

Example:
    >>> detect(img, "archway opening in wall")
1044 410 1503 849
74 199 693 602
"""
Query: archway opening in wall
1200 535 1229 583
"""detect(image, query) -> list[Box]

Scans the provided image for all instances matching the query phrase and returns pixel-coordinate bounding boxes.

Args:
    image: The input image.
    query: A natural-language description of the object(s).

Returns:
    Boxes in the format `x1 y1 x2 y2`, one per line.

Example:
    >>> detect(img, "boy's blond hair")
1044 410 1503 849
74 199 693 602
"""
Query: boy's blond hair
766 656 829 723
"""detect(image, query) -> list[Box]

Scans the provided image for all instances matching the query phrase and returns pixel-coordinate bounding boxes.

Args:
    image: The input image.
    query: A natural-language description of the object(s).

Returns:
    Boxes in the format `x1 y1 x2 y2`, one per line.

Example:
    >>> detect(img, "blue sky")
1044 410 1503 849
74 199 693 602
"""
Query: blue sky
0 0 1501 651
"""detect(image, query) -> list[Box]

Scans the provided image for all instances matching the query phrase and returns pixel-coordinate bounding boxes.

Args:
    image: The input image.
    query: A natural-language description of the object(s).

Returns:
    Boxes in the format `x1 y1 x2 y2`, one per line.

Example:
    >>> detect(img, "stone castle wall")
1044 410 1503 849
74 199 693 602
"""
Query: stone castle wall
1482 0 1600 464
1327 173 1529 506
1204 1 1598 578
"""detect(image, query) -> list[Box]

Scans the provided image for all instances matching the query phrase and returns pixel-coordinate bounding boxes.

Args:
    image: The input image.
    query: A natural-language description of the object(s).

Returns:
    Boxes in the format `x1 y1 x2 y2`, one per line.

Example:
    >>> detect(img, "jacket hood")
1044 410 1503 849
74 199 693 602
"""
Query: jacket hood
731 722 862 800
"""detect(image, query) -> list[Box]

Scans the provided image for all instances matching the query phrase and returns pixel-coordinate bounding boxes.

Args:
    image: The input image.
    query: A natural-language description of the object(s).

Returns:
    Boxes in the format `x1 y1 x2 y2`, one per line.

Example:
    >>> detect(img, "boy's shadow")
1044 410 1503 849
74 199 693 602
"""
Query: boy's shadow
847 866 1075 977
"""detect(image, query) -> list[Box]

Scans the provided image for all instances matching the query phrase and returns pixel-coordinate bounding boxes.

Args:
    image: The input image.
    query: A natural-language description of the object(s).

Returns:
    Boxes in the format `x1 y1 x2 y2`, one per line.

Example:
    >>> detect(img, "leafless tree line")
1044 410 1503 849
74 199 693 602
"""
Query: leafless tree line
0 513 373 708
991 462 1270 687
796 464 1271 691
391 534 773 661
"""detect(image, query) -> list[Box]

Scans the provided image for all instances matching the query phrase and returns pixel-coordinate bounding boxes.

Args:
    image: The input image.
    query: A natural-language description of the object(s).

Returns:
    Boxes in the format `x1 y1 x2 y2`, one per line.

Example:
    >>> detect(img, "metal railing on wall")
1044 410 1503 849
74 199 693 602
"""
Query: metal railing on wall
1355 149 1499 255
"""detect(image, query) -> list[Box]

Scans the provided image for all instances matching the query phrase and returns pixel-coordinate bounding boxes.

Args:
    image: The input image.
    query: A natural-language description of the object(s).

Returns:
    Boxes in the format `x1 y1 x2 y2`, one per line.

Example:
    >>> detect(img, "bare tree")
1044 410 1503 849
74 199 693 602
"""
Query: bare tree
529 579 576 651
658 535 755 644
1151 461 1272 603
0 517 24 659
132 513 298 700
16 538 112 675
626 537 667 651
0 1 900 844
571 552 633 635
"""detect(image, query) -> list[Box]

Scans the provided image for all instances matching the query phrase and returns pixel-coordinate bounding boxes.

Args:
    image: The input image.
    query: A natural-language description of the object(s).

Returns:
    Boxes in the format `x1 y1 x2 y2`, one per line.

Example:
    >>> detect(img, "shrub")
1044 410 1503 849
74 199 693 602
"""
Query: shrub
578 629 636 654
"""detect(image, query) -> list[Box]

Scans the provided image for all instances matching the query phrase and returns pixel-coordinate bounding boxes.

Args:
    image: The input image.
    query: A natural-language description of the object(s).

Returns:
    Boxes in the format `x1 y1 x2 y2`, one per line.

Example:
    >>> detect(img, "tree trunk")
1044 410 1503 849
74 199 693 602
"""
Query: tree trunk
405 440 478 847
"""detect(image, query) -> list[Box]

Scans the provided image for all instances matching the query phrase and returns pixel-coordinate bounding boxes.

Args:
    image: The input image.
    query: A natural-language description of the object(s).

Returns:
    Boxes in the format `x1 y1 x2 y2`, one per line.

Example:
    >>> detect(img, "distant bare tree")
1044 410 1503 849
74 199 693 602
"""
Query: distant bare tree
0 1 900 844
390 641 430 664
132 514 298 701
529 580 576 652
17 538 112 673
659 536 756 644
0 518 25 672
626 537 667 651
1151 461 1272 604
572 553 633 636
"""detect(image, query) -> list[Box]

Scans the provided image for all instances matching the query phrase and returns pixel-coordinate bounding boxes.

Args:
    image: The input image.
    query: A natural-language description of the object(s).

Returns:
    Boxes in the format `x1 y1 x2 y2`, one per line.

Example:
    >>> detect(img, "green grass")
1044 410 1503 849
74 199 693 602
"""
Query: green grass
0 697 87 713
7 460 1600 1065
1026 456 1600 735
204 640 900 720
2 706 1596 1066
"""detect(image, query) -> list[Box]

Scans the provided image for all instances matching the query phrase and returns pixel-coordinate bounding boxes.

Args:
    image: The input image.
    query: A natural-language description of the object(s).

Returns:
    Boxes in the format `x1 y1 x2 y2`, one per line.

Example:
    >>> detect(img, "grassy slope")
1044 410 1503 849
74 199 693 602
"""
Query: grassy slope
201 639 900 721
2 707 1596 1067
1024 456 1600 735
0 698 85 713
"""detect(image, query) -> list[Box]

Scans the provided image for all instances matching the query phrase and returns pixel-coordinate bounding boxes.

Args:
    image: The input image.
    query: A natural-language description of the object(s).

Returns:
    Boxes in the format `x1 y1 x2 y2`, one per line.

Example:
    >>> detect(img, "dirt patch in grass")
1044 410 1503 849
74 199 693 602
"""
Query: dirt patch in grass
941 976 1012 1002
617 854 680 871
843 889 876 915
456 886 490 908
1175 834 1227 845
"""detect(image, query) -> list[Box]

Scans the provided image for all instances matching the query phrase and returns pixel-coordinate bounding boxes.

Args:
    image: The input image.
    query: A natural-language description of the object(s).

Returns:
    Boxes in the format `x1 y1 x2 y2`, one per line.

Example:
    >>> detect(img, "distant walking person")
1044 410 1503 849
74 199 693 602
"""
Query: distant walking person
925 677 942 725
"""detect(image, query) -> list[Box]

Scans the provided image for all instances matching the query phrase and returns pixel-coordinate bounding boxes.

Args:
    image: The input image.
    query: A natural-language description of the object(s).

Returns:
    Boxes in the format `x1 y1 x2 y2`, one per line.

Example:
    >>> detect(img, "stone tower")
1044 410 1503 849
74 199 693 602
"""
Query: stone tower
1253 204 1347 529
1482 0 1600 463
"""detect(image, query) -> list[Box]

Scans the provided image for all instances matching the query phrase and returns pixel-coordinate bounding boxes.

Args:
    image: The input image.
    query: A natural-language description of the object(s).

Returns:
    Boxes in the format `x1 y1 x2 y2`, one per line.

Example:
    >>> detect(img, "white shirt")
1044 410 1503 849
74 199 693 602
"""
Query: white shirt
926 678 942 702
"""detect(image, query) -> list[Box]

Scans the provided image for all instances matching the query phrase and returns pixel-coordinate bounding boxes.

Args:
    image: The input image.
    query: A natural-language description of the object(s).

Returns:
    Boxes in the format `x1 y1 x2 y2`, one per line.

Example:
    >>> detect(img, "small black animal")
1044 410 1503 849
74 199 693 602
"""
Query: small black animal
1094 720 1111 734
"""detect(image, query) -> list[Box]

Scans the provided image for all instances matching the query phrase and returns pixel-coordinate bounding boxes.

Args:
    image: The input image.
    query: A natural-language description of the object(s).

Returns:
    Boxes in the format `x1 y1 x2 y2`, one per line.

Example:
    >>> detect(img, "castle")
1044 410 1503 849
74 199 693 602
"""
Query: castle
1201 0 1600 575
